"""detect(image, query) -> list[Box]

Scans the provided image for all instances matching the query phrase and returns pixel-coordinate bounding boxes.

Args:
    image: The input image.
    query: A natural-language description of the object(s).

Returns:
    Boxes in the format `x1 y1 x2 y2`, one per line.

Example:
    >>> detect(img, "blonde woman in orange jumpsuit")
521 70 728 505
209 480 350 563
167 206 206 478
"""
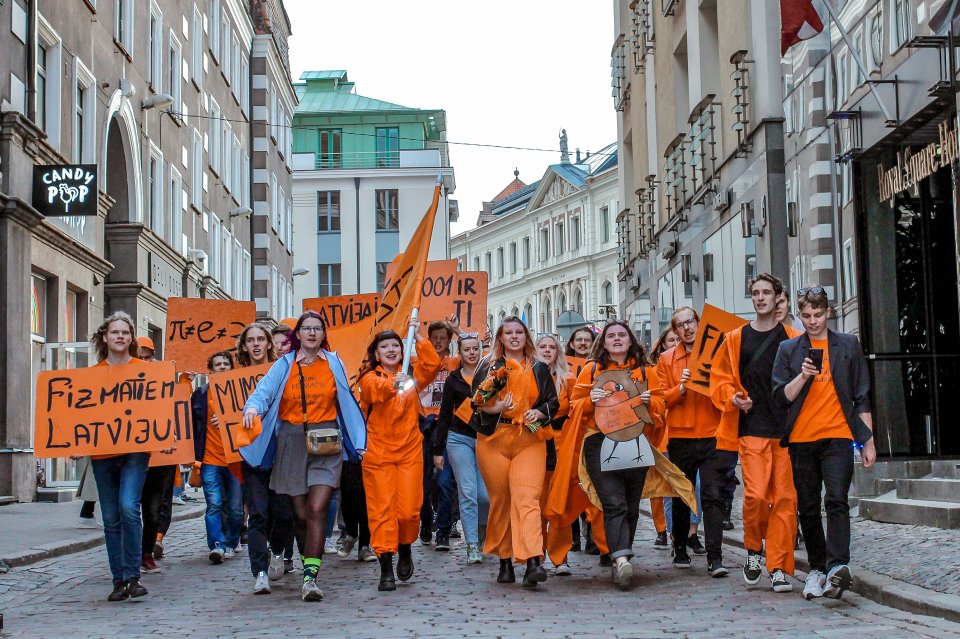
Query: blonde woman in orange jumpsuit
357 322 441 591
473 317 559 589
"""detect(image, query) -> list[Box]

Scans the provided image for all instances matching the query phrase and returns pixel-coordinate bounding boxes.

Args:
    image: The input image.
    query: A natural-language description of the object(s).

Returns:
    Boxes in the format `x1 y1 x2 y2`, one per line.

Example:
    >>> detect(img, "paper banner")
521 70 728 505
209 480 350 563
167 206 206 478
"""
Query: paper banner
34 361 178 458
208 363 272 463
685 304 748 396
165 297 256 373
600 434 655 471
149 381 195 466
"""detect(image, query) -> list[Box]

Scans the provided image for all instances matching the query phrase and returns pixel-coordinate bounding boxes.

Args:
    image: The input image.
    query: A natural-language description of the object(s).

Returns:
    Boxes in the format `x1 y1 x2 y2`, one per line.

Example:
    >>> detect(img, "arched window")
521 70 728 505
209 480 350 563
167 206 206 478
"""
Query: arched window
575 288 584 315
487 313 494 331
602 281 614 305
498 309 506 325
559 292 567 312
544 298 553 332
523 303 534 330
511 306 519 319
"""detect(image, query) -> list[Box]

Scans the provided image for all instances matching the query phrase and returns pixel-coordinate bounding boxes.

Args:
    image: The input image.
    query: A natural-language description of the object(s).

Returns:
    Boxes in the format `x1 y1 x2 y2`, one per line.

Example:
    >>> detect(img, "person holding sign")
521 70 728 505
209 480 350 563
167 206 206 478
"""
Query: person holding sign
88 312 151 602
772 286 875 601
575 321 665 589
357 322 441 592
241 312 367 602
655 307 730 576
433 333 488 565
472 317 558 589
711 274 802 594
190 351 244 565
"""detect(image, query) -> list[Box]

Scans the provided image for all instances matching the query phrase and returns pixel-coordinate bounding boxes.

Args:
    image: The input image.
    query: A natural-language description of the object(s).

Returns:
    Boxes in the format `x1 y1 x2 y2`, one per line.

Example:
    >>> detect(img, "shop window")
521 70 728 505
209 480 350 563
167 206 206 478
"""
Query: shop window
31 274 48 338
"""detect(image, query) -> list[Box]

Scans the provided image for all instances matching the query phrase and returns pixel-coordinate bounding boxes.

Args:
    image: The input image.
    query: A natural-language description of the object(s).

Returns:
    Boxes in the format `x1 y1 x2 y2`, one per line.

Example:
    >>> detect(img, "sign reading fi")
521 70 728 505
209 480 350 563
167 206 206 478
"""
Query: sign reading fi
685 304 747 397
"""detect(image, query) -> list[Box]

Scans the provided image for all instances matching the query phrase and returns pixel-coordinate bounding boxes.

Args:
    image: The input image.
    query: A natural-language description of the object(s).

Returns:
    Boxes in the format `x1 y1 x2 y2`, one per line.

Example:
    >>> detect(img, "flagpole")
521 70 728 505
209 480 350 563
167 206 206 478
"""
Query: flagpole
397 307 419 390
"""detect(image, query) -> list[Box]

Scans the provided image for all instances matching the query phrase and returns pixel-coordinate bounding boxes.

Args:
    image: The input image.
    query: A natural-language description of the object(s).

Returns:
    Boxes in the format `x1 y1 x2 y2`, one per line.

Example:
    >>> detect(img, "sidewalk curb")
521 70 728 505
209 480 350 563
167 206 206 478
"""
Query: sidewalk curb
1 504 205 570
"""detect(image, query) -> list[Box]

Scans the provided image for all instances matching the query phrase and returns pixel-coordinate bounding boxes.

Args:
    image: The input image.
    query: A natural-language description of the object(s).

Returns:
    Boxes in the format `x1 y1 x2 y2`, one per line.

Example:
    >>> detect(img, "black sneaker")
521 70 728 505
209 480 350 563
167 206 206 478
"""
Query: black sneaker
283 559 295 574
126 577 148 598
107 581 129 602
743 549 763 585
722 518 734 531
435 535 450 551
449 527 461 539
687 535 707 556
419 526 432 546
823 564 852 599
654 531 668 549
707 560 729 578
598 553 613 567
672 549 692 569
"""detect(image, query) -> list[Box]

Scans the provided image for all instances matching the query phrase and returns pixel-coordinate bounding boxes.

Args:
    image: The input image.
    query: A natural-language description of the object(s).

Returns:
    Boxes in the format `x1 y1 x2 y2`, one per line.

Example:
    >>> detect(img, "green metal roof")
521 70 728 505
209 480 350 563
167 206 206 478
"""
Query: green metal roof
294 70 416 114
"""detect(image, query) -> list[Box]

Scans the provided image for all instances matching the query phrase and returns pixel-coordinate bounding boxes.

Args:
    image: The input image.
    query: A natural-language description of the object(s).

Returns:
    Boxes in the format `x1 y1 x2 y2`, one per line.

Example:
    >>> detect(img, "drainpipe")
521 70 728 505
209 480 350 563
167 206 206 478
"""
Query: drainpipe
248 57 255 303
354 177 361 292
26 0 37 123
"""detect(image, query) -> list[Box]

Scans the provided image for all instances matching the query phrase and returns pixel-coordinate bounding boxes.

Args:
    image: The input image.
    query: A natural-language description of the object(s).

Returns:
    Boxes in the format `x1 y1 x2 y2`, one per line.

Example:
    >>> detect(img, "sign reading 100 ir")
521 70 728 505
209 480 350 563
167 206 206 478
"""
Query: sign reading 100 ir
32 164 98 216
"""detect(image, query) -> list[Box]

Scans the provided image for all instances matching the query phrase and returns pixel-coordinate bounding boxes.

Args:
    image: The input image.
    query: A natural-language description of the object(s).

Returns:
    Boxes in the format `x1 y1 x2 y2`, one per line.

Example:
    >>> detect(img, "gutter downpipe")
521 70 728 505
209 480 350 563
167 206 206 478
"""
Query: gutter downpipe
26 0 37 123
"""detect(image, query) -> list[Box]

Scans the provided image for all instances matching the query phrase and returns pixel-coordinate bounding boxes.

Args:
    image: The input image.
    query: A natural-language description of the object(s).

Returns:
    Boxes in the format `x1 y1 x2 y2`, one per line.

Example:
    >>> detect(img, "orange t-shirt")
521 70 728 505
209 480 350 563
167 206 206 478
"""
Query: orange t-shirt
92 358 142 460
278 357 338 424
790 339 851 443
203 391 228 466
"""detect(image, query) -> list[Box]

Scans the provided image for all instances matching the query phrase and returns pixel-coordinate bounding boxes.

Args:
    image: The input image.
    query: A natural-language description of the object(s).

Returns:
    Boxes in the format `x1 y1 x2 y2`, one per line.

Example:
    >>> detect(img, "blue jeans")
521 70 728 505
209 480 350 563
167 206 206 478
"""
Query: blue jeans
91 453 150 583
445 432 489 545
325 490 339 538
664 471 702 532
434 450 457 536
202 464 243 550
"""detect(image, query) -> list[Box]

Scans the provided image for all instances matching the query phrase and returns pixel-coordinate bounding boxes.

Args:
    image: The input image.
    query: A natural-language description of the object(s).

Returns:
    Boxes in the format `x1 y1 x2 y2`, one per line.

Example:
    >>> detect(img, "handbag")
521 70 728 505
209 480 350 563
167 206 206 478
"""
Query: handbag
298 361 342 457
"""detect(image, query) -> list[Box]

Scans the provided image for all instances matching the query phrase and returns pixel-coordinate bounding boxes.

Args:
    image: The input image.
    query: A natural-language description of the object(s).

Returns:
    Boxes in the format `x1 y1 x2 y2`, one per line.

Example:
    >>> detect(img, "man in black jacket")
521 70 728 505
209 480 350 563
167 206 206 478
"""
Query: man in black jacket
772 286 876 602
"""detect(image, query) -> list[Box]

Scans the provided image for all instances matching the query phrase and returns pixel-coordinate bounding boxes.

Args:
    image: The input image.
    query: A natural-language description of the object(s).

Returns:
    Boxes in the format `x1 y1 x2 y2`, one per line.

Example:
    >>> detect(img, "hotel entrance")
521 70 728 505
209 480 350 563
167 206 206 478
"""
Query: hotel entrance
856 116 960 457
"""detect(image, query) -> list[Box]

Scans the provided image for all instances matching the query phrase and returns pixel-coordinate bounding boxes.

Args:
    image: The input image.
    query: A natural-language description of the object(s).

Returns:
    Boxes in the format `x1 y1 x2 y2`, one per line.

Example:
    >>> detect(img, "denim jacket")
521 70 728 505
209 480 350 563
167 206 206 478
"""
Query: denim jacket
240 351 367 469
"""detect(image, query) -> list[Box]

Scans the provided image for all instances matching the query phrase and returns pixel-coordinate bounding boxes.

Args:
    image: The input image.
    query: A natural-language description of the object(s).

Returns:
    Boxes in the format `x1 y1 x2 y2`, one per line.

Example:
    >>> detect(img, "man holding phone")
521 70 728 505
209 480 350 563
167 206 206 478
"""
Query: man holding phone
773 286 876 602
711 274 802 594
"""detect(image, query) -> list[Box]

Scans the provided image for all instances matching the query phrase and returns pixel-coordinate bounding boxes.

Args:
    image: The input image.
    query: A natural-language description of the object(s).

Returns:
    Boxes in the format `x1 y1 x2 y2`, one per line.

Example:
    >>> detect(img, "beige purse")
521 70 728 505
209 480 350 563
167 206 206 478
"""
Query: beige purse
297 362 341 457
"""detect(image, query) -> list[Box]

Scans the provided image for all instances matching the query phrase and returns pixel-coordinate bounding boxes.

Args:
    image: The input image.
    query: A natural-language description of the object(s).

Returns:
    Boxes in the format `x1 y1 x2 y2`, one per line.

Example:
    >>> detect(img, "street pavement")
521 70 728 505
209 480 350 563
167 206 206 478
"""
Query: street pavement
2 514 959 639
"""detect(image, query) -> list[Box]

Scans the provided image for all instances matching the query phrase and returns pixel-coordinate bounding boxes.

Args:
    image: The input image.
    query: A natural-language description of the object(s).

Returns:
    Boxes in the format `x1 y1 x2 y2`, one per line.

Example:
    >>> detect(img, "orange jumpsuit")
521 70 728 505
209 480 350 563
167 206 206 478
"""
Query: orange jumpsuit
477 360 557 562
540 372 580 565
711 324 801 575
358 342 441 555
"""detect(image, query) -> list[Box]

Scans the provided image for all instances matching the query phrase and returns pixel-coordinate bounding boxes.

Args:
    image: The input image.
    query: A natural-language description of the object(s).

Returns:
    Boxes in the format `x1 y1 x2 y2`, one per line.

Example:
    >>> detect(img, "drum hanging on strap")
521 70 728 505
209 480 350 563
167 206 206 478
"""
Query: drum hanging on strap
593 368 653 442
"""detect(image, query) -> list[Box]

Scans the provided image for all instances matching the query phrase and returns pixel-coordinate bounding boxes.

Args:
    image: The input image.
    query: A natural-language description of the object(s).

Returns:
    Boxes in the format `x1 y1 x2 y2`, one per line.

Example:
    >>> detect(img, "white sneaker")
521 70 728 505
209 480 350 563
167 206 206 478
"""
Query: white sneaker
172 496 186 506
268 554 285 581
324 538 338 555
337 535 357 558
208 546 225 564
301 578 323 602
803 569 826 600
77 516 101 529
254 571 271 594
224 547 235 560
554 562 572 576
614 561 634 589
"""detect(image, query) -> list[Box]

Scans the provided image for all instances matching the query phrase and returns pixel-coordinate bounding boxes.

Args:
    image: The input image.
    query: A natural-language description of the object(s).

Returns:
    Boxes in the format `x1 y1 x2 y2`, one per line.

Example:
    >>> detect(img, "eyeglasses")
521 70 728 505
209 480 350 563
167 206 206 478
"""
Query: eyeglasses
459 332 479 339
299 326 325 334
675 319 697 329
797 286 825 297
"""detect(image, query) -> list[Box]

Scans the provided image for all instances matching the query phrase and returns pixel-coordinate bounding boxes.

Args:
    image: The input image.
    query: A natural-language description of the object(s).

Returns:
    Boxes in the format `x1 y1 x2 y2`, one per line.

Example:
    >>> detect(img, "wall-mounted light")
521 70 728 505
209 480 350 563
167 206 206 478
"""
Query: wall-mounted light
229 206 253 219
292 267 310 277
142 93 173 110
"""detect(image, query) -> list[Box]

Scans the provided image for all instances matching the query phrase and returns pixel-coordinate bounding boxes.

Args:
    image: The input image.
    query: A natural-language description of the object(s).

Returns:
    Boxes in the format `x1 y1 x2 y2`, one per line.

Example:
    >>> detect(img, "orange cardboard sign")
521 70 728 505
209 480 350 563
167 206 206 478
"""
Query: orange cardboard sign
302 293 381 331
165 298 256 373
593 369 651 441
34 361 178 458
208 363 272 463
454 398 474 425
149 382 195 466
686 304 748 397
386 260 488 336
566 356 588 379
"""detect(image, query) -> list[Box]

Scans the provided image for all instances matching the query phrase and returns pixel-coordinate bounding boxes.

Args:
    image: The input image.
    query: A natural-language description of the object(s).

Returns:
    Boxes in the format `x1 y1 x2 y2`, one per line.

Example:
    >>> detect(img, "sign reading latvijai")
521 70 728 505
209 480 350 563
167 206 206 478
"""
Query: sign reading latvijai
878 121 959 206
32 164 98 216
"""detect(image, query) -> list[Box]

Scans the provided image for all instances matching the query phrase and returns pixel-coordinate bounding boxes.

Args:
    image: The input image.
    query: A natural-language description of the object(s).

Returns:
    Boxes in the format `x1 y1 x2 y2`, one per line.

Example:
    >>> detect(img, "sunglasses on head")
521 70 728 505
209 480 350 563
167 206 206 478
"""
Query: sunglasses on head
797 286 825 297
459 332 479 339
537 332 560 339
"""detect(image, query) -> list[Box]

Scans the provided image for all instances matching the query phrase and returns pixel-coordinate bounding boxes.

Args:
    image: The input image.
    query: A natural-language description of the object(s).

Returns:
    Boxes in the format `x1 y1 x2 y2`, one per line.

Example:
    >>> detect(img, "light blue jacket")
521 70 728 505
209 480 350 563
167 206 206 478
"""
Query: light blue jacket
240 350 367 469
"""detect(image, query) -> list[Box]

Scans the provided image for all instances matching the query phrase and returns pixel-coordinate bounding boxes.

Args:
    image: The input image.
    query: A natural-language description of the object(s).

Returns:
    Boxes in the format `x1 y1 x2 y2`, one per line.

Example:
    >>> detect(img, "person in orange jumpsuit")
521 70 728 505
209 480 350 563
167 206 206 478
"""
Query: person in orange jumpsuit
711 274 801 593
357 321 441 591
655 307 733 577
473 317 559 588
646 326 680 549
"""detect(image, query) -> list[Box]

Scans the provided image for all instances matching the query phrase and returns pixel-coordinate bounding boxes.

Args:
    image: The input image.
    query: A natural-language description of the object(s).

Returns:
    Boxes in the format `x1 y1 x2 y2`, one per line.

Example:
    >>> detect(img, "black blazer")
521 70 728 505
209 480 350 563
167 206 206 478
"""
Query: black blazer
433 369 478 455
471 358 559 437
771 329 873 446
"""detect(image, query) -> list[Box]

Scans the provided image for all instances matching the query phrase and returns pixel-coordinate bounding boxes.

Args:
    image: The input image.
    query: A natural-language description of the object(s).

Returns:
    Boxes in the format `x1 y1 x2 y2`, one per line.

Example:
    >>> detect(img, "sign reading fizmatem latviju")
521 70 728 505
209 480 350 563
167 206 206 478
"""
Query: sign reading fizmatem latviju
32 164 98 216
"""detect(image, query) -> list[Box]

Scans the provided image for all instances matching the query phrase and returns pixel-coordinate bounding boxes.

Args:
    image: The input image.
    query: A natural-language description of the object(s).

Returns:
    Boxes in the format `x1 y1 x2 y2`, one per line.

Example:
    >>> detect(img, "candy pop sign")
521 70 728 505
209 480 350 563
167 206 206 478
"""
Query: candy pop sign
32 164 98 216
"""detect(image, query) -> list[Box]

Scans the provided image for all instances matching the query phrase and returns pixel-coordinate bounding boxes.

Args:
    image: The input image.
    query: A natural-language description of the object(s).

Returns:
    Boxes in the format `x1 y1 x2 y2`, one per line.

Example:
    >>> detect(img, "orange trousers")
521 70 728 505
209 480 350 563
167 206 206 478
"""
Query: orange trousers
740 435 797 574
477 428 545 561
650 497 666 533
363 443 423 555
539 471 609 565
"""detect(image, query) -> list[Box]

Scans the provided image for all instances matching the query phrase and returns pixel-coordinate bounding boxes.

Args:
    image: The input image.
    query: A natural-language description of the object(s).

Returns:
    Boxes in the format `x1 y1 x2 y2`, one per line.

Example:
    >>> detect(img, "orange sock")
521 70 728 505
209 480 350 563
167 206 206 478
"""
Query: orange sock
156 533 164 543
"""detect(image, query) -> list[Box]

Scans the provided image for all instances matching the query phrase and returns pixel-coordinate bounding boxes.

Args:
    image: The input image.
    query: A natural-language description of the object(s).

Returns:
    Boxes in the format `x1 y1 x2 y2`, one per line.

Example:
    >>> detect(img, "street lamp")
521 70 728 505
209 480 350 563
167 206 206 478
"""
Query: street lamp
292 267 310 277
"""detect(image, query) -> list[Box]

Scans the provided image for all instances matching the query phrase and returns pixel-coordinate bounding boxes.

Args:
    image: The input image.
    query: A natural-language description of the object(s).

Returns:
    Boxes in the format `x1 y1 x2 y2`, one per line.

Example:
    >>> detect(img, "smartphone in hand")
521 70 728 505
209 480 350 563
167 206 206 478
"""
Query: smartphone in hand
807 348 824 373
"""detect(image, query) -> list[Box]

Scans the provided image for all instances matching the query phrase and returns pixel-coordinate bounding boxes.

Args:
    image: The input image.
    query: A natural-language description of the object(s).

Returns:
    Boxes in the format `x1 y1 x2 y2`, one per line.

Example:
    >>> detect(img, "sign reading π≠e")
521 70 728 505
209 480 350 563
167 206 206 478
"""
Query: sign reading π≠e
149 381 195 466
165 298 256 373
208 363 272 463
34 361 179 458
685 304 747 397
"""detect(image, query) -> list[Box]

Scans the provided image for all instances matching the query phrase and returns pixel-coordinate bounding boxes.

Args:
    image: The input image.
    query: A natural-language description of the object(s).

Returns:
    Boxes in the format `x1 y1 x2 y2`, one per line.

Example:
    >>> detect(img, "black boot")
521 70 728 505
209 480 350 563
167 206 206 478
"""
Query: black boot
496 558 516 583
571 519 582 552
522 557 548 588
583 522 599 555
378 553 396 591
722 503 734 531
396 544 414 582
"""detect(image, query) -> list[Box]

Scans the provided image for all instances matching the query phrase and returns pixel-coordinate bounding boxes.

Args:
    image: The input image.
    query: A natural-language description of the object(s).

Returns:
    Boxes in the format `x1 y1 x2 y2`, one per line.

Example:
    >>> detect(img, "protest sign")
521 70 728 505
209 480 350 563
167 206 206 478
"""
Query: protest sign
35 361 178 457
386 260 488 336
165 298 256 373
302 293 381 330
566 356 588 379
149 382 195 466
208 363 272 463
685 304 748 397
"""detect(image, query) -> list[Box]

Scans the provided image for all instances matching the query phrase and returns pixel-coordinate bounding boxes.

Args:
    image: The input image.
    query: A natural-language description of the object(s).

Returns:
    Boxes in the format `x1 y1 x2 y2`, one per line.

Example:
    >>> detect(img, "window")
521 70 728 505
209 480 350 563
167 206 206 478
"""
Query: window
603 281 614 305
523 237 530 269
600 206 610 243
31 274 47 337
497 247 504 278
209 0 220 63
242 153 250 207
209 215 221 282
869 12 883 70
74 60 95 163
35 42 47 132
169 166 184 252
36 17 62 149
191 130 203 210
147 146 164 234
835 50 849 108
269 84 278 142
232 135 242 200
230 33 241 98
843 238 857 300
319 129 341 167
240 55 249 114
376 262 389 292
375 189 399 230
509 242 517 273
317 191 340 232
484 252 491 274
554 222 565 255
852 27 865 86
222 121 232 192
209 99 221 174
571 216 581 250
473 256 480 271
376 127 400 167
115 0 133 52
220 13 230 79
191 6 203 89
148 3 163 90
168 31 183 115
539 228 549 261
892 0 911 51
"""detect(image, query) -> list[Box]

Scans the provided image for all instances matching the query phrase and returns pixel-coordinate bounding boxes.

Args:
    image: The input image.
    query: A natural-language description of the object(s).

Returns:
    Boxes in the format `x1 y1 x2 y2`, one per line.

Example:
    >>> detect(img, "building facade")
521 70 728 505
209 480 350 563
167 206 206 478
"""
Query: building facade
782 0 960 459
612 0 788 343
290 71 456 305
0 0 295 501
450 146 620 340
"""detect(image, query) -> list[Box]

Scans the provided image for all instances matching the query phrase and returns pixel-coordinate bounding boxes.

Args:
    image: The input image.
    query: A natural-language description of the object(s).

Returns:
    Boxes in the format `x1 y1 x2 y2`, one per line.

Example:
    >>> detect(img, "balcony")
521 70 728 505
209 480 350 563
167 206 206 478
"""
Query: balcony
291 148 442 171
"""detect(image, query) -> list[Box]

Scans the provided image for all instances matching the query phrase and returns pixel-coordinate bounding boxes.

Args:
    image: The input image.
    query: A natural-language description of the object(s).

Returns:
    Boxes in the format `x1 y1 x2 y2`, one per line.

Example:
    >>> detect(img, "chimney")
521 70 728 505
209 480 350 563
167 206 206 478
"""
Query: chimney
575 148 581 163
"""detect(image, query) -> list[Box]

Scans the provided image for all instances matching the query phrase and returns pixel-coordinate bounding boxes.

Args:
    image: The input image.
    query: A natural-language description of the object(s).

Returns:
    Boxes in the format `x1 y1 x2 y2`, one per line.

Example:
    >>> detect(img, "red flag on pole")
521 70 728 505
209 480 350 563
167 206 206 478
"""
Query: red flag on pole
781 0 825 55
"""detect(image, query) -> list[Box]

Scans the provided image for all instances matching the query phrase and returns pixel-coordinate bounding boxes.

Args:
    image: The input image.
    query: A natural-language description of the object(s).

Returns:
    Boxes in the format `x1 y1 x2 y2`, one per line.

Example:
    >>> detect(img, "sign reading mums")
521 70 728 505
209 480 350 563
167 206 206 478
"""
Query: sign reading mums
32 164 98 216
878 121 959 206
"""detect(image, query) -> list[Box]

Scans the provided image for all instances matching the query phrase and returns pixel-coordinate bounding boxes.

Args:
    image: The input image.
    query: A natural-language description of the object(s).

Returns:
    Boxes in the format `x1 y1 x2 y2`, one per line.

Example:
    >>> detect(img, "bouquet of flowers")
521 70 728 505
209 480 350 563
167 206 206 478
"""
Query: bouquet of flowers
472 362 510 407
512 414 548 434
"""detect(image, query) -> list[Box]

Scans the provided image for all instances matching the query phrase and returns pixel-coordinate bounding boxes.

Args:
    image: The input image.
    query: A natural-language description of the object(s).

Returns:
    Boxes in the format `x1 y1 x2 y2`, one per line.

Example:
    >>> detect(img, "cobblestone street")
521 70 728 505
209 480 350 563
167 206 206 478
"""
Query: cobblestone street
2 514 958 639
